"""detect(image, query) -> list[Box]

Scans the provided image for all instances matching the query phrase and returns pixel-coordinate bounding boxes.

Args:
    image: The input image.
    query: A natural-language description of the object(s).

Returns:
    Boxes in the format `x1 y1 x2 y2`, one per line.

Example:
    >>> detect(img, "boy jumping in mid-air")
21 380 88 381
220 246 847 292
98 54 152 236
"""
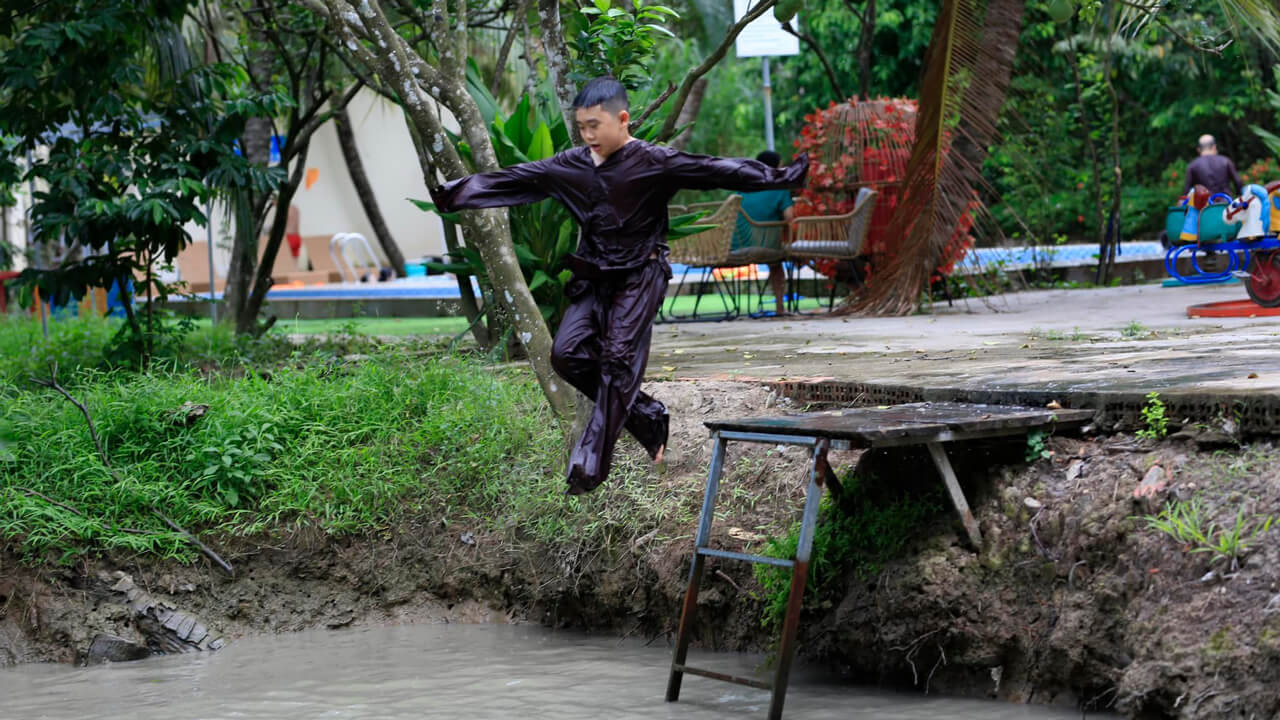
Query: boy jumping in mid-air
431 77 808 495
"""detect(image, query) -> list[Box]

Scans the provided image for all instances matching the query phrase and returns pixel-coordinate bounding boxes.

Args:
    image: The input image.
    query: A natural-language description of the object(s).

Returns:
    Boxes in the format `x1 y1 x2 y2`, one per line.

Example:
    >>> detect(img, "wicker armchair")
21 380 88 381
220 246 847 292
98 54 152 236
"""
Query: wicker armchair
785 187 877 260
668 196 740 268
661 195 742 321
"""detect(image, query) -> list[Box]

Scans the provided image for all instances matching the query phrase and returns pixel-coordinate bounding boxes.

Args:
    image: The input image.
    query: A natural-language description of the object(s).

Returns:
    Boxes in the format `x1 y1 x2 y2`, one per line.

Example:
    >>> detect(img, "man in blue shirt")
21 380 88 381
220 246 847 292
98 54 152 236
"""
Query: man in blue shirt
733 151 795 315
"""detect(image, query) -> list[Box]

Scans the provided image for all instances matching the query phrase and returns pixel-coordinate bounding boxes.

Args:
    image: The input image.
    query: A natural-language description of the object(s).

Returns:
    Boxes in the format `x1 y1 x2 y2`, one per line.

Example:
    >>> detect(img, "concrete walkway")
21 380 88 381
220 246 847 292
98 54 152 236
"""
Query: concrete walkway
648 283 1280 401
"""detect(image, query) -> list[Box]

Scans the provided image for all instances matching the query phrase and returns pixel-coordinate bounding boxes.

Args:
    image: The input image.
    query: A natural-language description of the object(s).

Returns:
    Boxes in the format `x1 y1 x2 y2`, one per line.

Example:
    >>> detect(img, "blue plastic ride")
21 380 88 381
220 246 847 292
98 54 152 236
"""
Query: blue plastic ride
1164 182 1280 307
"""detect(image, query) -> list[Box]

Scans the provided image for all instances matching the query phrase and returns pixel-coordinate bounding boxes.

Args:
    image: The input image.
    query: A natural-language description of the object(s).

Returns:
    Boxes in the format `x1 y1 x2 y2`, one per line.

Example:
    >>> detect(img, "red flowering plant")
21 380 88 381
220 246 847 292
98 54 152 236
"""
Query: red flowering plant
1242 157 1280 187
791 98 975 282
792 98 916 279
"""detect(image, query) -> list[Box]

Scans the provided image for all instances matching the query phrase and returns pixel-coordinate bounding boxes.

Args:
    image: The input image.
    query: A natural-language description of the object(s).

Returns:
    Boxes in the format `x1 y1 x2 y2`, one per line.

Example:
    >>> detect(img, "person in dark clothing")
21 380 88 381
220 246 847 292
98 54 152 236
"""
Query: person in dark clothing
431 77 808 495
1184 134 1243 197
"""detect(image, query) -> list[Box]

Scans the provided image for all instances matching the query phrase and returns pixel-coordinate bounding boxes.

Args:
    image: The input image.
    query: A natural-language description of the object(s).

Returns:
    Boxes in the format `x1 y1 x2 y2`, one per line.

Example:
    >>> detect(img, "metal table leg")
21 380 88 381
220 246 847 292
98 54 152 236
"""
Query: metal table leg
667 434 830 720
666 432 727 702
767 440 826 720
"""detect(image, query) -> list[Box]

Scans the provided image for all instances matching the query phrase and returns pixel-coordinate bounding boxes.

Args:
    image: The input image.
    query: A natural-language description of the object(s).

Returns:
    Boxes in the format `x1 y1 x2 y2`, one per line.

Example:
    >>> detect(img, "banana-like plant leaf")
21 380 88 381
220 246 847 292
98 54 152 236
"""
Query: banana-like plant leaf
527 122 555 162
407 198 462 223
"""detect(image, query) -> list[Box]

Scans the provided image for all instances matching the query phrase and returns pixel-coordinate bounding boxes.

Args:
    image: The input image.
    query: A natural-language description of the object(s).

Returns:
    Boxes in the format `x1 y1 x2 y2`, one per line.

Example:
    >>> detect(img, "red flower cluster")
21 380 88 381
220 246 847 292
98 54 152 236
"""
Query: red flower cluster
791 97 973 281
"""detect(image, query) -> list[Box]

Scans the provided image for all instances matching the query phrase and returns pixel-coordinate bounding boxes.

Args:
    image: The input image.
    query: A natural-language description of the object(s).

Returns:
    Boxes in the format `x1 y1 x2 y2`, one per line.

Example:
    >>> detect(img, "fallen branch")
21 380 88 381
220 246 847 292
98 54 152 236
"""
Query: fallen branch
31 363 112 472
153 509 235 576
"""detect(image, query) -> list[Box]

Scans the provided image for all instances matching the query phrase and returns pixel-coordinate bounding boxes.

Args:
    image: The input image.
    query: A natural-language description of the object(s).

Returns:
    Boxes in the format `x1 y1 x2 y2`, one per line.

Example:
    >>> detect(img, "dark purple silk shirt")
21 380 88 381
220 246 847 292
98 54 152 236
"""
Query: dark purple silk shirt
431 140 809 273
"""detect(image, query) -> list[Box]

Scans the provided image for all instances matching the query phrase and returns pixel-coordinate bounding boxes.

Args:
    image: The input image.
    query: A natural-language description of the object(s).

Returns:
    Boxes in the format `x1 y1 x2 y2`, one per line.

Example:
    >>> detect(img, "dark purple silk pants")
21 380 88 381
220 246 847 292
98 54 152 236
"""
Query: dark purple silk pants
551 257 671 493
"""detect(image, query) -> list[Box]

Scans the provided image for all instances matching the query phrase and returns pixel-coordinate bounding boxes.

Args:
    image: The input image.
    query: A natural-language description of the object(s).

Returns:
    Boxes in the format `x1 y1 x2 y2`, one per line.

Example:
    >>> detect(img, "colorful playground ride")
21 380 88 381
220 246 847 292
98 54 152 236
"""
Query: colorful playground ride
1165 182 1280 307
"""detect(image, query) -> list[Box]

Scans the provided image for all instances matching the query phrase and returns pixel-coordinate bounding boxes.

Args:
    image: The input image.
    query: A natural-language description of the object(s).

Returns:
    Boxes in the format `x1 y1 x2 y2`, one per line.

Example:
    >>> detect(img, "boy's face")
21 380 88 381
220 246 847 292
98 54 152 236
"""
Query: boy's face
576 105 631 158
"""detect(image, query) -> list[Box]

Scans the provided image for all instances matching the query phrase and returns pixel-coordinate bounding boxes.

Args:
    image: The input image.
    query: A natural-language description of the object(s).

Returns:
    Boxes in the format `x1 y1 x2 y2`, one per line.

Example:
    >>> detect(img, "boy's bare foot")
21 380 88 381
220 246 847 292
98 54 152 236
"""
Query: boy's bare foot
653 444 665 463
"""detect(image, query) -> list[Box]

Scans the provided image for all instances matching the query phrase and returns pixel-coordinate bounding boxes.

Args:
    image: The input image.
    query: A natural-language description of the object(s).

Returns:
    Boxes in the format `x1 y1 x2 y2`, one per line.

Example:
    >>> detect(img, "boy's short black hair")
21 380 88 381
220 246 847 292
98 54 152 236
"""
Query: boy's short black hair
573 77 629 113
756 150 782 167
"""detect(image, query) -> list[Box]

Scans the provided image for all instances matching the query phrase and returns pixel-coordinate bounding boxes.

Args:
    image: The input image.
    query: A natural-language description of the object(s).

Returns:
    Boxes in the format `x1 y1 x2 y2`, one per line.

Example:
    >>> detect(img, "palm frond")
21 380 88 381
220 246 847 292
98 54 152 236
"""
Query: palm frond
852 0 1024 315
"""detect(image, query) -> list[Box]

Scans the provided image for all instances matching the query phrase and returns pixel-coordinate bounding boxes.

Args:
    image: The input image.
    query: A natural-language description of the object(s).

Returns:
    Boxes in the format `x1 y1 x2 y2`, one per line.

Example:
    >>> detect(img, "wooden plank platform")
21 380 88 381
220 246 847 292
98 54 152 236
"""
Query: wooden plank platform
667 402 1095 720
705 401 1095 445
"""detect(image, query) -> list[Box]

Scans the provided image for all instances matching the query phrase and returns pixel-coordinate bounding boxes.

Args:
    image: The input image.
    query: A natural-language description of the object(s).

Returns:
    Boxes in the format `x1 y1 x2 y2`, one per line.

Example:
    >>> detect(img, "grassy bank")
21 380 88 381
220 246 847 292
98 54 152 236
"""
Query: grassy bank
0 314 687 567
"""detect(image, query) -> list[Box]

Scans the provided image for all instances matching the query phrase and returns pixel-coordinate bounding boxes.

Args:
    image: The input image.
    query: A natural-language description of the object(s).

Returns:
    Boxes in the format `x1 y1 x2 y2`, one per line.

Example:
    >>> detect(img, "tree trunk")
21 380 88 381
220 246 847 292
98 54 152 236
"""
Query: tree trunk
223 116 272 325
859 0 875 100
536 0 578 134
237 136 311 335
333 105 407 277
441 218 492 348
669 77 708 151
223 6 274 326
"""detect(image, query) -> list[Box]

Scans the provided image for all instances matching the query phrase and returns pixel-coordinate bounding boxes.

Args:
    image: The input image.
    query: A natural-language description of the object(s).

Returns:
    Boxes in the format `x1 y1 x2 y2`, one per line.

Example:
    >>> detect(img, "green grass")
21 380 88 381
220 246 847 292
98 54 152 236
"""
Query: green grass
0 313 690 566
662 293 827 316
753 474 942 630
192 316 471 338
1141 497 1276 571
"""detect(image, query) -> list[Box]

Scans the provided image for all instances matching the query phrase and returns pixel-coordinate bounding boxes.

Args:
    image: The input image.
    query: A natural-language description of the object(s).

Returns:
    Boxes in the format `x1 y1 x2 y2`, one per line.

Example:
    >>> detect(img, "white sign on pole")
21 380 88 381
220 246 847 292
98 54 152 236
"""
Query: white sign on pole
733 0 800 58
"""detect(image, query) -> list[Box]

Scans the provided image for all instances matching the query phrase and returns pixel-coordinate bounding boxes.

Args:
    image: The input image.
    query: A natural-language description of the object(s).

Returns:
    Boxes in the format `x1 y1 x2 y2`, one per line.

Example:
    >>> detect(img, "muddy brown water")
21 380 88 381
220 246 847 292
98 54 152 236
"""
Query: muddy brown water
0 624 1104 720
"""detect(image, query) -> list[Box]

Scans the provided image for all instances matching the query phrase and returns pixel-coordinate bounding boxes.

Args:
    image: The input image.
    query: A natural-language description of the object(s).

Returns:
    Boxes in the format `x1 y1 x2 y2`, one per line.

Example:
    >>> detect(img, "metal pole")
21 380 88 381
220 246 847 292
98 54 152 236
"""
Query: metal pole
205 201 217 324
763 57 776 152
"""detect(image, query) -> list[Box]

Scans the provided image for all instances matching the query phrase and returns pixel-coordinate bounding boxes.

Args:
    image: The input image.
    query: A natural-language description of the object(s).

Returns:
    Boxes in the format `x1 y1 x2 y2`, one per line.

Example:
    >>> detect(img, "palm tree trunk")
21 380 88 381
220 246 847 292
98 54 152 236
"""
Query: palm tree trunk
333 105 407 277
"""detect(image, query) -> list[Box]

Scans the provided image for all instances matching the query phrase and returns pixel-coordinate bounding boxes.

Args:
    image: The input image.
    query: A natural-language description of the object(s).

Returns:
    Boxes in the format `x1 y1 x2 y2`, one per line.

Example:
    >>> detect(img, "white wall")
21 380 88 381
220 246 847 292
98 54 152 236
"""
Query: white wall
293 89 453 265
11 89 456 280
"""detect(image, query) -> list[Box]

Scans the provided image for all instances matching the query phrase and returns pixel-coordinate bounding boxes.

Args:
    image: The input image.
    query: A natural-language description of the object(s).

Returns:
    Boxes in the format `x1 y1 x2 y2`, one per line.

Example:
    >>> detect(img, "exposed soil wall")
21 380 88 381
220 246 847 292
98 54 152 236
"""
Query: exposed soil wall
3 380 1278 719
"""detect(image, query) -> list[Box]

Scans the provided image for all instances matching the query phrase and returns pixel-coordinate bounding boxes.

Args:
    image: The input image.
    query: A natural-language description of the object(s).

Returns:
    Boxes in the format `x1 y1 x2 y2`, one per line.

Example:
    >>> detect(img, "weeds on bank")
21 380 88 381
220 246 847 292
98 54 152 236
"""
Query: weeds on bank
754 475 941 630
1121 320 1151 338
1141 498 1276 571
0 314 682 566
1137 392 1168 440
1025 430 1052 463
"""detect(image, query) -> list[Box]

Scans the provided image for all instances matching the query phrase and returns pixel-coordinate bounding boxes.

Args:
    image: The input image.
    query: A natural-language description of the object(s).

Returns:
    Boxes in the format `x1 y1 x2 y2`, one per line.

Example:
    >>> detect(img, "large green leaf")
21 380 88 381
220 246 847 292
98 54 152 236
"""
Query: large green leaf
464 58 500 125
527 122 555 161
490 117 531 166
554 218 575 259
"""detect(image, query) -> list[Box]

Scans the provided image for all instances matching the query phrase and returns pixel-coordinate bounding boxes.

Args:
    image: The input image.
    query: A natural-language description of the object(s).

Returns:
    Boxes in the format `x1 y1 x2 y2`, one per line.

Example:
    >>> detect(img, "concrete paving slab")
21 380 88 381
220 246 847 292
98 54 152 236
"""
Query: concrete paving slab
648 283 1280 432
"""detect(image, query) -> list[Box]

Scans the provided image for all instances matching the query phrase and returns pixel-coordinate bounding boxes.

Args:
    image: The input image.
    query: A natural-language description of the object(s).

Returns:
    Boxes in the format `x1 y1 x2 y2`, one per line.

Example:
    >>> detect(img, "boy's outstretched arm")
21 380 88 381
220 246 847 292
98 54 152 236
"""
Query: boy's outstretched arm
430 157 558 213
663 149 809 192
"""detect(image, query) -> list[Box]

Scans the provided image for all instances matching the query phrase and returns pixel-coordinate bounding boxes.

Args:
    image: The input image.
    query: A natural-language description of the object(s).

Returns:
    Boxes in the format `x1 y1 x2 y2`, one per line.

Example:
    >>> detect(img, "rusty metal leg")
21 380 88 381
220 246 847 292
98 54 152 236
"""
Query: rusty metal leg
926 441 983 549
667 433 727 703
768 446 825 720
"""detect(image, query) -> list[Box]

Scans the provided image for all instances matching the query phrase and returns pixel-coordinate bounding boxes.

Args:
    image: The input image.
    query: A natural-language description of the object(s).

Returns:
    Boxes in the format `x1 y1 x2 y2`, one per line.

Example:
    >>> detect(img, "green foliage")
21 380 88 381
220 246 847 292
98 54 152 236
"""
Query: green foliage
567 0 680 91
1142 498 1276 570
1251 65 1280 161
0 315 688 563
0 0 284 364
754 475 941 630
1138 391 1168 440
0 314 119 387
990 0 1280 246
1122 320 1150 338
1026 429 1052 463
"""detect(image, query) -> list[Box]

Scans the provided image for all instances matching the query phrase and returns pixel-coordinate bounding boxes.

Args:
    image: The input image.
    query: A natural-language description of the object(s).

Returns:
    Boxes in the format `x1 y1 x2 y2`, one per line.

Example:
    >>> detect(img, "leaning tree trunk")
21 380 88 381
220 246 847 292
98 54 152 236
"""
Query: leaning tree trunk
309 0 576 420
334 105 407 277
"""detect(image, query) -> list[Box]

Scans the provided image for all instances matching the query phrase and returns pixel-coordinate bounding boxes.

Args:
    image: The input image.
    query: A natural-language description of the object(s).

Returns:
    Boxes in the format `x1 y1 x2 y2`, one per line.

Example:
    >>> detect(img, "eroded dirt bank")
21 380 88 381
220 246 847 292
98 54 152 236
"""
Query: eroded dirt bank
3 380 1278 719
